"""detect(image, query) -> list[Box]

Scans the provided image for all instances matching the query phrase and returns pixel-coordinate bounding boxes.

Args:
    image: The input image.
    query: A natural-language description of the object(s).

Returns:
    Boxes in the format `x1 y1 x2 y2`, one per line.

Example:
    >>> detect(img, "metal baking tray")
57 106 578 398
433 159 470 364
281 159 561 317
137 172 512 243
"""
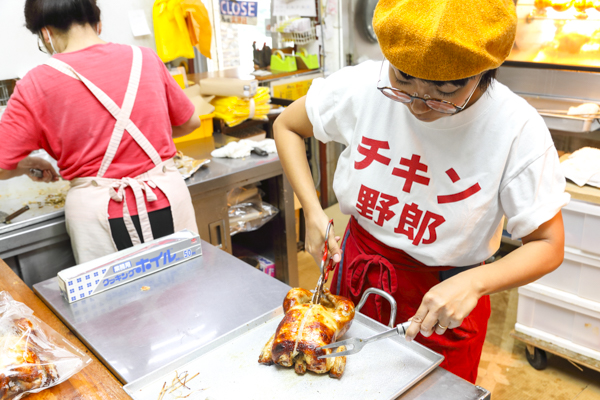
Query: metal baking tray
123 307 444 400
519 94 600 133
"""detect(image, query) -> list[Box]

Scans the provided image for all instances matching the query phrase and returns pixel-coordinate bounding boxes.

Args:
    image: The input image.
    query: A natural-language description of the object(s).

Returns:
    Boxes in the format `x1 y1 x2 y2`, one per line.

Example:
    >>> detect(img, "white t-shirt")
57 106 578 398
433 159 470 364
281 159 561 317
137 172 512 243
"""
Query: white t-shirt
305 60 570 267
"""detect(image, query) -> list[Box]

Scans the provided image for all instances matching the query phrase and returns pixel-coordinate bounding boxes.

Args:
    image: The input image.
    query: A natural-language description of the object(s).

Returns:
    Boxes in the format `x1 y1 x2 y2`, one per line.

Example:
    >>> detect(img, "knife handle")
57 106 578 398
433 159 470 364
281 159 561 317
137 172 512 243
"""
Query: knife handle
5 205 30 223
29 168 44 178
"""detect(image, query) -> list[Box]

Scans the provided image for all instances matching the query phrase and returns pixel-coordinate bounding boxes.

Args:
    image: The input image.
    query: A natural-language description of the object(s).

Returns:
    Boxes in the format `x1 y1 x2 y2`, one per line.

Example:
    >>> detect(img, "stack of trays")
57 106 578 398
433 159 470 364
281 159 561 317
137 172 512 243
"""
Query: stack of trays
516 199 600 361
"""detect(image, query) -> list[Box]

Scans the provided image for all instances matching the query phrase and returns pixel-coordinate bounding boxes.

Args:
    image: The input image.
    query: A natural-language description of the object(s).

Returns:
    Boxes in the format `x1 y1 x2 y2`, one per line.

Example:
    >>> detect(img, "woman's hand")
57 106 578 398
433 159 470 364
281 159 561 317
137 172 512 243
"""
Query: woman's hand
18 157 60 182
405 272 482 340
305 212 342 270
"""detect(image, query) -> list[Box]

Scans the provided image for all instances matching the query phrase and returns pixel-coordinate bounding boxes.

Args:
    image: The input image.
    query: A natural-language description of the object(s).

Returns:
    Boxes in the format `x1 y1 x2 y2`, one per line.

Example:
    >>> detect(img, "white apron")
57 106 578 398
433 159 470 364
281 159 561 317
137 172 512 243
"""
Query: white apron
45 46 198 264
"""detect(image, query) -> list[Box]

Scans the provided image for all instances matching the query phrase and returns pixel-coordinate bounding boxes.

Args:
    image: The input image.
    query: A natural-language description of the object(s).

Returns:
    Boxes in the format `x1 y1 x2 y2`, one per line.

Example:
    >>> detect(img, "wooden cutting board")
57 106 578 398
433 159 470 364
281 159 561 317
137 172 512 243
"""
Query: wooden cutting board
0 259 130 399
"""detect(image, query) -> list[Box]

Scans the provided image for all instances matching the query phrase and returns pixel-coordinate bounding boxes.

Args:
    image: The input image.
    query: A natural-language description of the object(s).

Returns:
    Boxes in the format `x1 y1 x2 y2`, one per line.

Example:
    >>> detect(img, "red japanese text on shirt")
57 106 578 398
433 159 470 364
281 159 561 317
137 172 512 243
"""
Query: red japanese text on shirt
354 136 482 245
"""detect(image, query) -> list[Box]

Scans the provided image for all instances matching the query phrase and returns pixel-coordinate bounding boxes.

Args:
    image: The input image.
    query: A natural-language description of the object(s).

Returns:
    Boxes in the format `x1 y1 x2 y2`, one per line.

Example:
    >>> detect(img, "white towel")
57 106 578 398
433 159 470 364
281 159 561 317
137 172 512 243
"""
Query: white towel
561 147 600 188
211 139 277 158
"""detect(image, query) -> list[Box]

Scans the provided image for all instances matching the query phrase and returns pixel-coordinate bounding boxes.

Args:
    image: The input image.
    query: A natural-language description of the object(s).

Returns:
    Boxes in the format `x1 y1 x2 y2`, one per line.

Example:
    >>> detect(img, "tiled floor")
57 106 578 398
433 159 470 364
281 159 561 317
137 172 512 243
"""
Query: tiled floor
296 204 600 400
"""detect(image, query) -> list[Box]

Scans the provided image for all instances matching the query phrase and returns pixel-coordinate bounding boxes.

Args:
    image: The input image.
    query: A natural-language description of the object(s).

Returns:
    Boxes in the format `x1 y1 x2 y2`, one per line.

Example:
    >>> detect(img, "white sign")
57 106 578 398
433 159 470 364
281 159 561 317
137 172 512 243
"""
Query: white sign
220 1 258 25
273 0 317 17
128 9 151 37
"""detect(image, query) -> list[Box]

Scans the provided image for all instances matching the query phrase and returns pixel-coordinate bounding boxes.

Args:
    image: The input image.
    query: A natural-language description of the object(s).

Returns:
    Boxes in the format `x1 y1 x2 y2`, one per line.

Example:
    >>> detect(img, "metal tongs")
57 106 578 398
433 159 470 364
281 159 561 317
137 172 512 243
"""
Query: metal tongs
311 219 335 305
318 321 411 358
318 288 410 359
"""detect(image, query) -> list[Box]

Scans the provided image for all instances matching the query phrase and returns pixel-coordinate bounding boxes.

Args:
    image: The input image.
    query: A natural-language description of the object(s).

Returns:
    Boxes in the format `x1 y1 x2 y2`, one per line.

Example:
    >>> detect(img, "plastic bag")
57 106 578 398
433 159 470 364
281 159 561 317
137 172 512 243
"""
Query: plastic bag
182 0 212 59
227 184 263 207
229 202 279 236
153 0 195 63
227 184 278 235
0 291 91 400
211 87 271 127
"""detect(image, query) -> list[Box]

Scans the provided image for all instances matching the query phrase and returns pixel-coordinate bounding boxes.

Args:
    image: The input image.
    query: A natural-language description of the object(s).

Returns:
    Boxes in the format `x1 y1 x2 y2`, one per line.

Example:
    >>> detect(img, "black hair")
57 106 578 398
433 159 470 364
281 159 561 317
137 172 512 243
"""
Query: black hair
397 69 498 92
24 0 101 34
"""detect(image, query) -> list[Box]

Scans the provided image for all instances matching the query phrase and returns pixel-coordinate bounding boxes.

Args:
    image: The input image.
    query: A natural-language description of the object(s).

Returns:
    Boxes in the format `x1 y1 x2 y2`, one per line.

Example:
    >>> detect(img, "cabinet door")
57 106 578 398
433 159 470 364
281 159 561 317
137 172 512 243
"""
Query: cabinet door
191 191 231 254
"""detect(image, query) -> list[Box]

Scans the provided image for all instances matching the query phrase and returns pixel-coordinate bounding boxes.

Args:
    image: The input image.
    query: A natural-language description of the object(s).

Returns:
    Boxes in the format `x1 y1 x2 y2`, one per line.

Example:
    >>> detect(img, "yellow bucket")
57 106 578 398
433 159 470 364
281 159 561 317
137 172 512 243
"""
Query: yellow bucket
173 113 215 143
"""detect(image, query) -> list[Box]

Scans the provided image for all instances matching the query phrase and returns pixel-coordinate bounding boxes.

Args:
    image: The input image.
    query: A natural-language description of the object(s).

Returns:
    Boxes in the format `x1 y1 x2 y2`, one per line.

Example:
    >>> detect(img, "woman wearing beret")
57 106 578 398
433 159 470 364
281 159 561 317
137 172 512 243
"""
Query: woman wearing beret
274 0 569 383
0 0 200 263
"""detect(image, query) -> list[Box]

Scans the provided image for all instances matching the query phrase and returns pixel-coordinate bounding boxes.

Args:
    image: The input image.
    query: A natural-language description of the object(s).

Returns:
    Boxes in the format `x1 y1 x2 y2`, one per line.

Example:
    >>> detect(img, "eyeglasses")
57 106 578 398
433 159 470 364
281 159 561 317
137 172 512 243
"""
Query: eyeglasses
37 34 49 54
377 60 482 115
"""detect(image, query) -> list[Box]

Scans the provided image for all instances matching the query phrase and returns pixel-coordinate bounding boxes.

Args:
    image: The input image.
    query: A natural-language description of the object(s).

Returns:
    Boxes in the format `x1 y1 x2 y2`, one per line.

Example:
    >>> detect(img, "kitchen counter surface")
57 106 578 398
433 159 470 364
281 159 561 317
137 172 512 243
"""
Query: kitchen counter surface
33 240 290 384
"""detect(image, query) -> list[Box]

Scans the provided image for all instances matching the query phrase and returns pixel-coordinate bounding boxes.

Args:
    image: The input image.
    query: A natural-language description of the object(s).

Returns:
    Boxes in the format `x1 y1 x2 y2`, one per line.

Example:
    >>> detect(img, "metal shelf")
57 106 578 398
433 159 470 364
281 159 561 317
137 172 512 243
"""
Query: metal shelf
518 93 600 132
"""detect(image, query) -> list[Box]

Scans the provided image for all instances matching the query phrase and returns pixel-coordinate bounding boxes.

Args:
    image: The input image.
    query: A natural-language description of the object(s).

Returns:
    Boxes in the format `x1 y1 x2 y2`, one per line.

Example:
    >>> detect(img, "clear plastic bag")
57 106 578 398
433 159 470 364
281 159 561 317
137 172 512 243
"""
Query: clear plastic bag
227 184 279 235
0 291 92 400
229 202 279 236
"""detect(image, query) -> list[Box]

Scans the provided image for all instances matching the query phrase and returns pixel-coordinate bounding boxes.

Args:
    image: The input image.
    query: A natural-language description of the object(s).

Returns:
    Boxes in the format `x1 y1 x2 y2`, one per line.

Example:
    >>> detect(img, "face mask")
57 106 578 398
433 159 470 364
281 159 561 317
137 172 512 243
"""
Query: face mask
45 28 58 55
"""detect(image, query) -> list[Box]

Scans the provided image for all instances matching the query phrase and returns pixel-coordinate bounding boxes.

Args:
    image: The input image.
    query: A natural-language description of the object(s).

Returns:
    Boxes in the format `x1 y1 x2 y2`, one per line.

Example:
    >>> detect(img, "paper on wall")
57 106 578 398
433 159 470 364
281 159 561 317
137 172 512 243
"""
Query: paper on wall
128 9 151 37
273 0 317 17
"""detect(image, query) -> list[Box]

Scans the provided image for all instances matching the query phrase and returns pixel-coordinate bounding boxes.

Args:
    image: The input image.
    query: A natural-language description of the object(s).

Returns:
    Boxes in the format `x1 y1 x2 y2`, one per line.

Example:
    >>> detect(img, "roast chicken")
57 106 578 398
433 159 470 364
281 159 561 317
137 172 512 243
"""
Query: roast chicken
0 318 58 400
258 288 355 378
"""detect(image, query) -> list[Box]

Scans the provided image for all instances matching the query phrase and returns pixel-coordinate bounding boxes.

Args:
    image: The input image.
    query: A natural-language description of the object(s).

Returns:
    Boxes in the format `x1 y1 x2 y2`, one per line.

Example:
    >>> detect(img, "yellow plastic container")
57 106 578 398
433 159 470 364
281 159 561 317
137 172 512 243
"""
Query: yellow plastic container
173 112 215 143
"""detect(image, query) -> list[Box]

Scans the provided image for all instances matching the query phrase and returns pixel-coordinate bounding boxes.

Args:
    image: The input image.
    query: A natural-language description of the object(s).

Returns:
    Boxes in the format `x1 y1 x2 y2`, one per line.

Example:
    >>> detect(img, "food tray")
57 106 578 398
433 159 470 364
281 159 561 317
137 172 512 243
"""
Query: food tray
123 307 444 400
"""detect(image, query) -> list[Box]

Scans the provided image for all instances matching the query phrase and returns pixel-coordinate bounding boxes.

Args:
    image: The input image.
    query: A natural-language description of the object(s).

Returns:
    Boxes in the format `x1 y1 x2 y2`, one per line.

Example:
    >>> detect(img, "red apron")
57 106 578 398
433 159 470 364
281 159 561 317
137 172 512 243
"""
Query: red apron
330 217 490 384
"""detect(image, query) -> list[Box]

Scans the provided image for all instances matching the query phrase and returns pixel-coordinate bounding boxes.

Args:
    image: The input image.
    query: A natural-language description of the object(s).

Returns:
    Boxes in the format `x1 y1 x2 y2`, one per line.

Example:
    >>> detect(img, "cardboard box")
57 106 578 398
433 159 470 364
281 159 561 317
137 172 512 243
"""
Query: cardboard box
58 230 202 303
256 255 275 278
198 77 258 98
234 245 275 278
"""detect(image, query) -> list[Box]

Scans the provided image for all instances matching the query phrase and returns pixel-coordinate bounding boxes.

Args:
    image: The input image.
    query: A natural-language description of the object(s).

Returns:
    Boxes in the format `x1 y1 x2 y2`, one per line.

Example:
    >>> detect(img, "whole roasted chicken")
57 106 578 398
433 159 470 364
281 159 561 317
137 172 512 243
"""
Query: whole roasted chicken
0 318 58 400
258 288 355 378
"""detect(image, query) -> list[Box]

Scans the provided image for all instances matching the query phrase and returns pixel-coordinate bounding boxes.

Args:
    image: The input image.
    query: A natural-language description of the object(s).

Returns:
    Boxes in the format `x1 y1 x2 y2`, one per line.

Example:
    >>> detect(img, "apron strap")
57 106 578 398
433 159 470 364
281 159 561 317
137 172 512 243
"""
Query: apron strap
109 177 158 245
44 46 162 176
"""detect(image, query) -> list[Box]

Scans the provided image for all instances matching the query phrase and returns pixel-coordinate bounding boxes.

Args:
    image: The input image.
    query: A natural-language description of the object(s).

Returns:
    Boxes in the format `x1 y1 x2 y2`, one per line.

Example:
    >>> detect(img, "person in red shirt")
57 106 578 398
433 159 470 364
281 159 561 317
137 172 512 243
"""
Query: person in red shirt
0 0 200 263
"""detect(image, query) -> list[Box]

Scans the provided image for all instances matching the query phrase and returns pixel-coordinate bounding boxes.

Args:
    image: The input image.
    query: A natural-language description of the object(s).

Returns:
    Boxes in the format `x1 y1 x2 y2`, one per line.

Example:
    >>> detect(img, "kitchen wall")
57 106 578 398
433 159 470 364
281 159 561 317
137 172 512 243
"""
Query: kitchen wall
0 0 156 80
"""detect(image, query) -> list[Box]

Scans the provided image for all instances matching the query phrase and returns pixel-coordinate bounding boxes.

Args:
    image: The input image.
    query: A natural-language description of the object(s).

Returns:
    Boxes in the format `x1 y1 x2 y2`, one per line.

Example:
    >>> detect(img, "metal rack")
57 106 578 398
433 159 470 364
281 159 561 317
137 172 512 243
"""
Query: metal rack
271 21 318 45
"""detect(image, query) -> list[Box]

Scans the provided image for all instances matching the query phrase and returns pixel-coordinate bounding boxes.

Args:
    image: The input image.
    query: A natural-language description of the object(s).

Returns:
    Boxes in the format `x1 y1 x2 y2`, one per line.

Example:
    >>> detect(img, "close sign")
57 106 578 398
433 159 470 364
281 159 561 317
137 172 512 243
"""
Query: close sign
220 0 258 25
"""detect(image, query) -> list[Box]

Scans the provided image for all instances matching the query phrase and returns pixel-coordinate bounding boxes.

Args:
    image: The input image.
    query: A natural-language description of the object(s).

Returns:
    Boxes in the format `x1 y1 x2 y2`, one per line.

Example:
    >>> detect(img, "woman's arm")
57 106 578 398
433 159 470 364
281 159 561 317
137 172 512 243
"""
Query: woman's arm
274 96 342 265
172 115 201 138
405 211 565 340
0 157 60 182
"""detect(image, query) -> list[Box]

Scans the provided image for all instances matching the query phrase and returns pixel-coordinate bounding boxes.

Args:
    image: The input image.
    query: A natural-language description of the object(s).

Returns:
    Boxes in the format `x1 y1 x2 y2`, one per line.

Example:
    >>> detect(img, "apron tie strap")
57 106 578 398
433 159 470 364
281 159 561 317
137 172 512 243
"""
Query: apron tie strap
109 178 158 245
347 254 398 321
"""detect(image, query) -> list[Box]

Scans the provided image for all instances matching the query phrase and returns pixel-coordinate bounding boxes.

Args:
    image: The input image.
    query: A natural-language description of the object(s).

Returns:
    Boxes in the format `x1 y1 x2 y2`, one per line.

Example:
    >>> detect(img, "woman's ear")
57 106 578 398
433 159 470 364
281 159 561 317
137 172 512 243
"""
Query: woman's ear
41 27 51 43
96 21 103 35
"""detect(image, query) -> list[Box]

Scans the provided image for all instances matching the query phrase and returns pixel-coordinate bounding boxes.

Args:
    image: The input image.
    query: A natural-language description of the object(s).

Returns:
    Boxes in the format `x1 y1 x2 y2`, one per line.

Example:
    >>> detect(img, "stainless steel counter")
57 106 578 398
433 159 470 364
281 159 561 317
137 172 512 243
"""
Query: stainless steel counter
33 240 290 383
33 241 489 399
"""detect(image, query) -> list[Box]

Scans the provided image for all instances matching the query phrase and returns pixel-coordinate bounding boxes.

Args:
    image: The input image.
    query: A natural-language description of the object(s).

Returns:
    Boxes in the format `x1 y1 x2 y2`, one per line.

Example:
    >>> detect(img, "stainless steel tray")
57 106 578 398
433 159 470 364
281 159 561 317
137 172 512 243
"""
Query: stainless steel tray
123 307 444 400
519 94 600 133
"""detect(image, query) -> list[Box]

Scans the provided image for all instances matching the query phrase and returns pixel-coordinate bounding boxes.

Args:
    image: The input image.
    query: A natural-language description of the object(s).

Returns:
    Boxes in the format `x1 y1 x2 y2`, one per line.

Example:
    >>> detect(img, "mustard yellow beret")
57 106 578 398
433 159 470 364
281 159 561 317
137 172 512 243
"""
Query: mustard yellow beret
373 0 517 81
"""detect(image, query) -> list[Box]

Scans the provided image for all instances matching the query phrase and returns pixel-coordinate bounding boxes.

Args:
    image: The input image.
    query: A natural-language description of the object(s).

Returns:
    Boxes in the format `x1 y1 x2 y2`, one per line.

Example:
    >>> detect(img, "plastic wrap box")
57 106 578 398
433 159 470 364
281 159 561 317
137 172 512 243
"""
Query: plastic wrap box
536 246 600 302
562 199 600 256
516 283 600 359
58 230 202 303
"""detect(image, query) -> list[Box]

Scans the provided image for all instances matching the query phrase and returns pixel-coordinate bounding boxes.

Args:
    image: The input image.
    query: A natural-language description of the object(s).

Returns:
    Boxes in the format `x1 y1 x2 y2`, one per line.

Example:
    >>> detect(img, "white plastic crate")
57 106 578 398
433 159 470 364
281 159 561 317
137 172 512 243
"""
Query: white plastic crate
536 246 600 302
562 199 600 256
517 283 600 357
